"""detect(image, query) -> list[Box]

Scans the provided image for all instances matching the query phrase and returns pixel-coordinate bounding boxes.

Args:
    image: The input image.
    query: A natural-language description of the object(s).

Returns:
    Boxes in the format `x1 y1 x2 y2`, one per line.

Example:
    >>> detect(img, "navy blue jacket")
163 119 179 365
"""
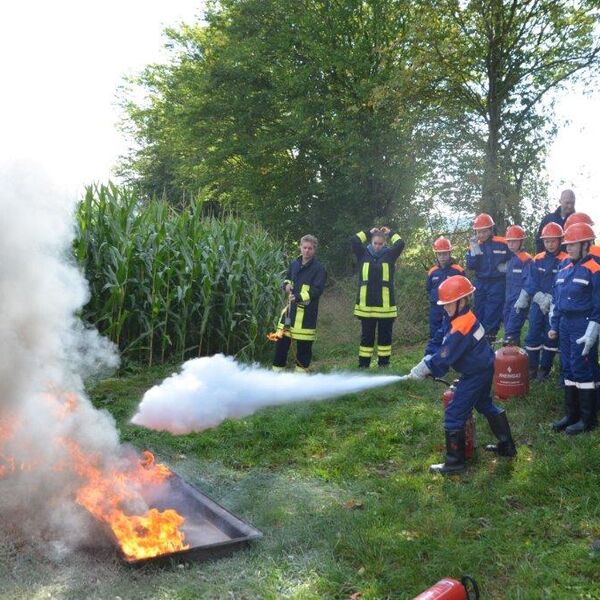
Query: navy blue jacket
524 250 569 296
425 308 494 377
505 251 532 303
551 256 600 331
465 236 509 280
426 262 465 305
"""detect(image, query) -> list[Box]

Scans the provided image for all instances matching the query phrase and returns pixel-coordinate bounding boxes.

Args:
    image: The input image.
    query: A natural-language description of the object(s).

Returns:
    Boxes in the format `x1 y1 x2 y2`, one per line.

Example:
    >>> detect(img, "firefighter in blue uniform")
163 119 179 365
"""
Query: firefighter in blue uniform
426 236 464 342
549 222 600 434
521 222 568 380
272 235 327 372
351 227 405 368
502 225 533 346
465 213 510 343
408 275 517 474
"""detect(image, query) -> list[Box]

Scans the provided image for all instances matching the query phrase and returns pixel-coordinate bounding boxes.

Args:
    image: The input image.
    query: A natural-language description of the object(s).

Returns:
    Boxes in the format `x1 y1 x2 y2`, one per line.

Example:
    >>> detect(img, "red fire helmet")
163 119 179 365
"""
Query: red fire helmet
564 222 595 244
540 222 564 239
504 225 526 241
437 275 476 305
564 212 595 230
473 213 495 230
432 236 452 252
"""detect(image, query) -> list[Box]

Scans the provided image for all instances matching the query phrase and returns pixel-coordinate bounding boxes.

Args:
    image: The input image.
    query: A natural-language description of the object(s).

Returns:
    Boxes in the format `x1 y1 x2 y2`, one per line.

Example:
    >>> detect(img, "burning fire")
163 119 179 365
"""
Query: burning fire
1 390 189 561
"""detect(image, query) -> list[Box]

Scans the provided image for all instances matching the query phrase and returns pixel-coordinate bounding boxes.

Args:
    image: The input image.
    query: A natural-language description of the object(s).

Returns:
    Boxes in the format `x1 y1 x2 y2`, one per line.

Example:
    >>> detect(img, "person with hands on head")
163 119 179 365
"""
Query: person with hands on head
465 213 510 344
408 275 517 475
425 236 464 345
351 226 405 368
549 222 600 434
272 234 327 373
502 225 533 346
522 222 569 381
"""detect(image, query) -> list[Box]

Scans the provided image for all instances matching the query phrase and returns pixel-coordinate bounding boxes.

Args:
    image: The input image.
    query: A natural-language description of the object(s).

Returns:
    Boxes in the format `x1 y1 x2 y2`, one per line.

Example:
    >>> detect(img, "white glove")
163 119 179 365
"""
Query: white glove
513 289 530 313
497 262 507 273
576 321 600 356
549 302 555 322
410 358 432 380
469 240 483 256
533 291 551 315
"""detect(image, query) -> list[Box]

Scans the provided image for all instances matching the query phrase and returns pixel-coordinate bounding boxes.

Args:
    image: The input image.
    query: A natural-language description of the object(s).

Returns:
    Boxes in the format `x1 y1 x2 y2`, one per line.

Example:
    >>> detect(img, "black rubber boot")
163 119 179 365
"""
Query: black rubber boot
528 366 538 381
358 357 371 369
565 389 598 435
430 430 466 475
552 386 579 432
484 411 517 457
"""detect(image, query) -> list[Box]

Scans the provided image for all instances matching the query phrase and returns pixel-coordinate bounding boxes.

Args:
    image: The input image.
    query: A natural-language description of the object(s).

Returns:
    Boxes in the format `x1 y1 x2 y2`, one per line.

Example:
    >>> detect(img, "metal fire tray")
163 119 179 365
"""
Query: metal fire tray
120 471 262 566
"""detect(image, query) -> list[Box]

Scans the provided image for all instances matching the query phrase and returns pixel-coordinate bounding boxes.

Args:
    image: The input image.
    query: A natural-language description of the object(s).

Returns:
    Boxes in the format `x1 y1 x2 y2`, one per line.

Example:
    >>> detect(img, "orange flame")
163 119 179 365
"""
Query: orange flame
60 438 189 560
266 330 285 341
2 390 189 561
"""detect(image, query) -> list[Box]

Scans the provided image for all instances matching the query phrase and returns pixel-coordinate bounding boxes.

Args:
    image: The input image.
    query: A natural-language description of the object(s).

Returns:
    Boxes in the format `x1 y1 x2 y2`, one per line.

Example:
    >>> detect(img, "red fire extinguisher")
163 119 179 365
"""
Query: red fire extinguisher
437 379 476 459
494 344 529 400
413 575 479 599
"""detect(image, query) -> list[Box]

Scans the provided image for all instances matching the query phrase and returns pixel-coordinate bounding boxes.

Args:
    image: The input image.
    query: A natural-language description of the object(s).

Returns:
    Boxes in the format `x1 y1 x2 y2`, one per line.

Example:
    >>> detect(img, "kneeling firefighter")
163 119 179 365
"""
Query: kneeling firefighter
351 227 405 368
549 222 600 434
407 275 517 474
272 235 327 372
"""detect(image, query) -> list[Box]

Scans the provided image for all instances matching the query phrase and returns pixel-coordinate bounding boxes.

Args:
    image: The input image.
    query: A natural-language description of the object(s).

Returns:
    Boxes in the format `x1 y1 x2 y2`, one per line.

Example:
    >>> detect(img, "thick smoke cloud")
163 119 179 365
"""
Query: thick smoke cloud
0 163 121 551
132 354 401 434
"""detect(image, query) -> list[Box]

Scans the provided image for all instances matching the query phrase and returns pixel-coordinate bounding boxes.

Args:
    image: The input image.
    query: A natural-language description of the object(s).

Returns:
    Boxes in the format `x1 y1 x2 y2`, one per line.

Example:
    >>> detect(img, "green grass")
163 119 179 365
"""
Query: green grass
2 302 600 599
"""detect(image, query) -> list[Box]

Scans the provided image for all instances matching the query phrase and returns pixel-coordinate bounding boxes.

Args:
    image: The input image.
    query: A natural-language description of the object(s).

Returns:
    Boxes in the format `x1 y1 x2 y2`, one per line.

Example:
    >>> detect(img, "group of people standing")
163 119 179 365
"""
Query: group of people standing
270 190 599 474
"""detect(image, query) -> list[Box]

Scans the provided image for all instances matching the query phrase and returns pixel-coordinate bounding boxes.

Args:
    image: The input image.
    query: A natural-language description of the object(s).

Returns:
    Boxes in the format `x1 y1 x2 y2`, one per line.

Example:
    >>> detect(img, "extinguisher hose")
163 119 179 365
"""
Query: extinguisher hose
432 377 451 386
461 575 480 599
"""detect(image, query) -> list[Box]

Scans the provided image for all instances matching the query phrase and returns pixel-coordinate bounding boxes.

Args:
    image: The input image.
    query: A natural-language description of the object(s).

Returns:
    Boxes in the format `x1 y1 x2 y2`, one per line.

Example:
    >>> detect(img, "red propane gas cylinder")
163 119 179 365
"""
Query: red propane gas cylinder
442 382 476 459
413 576 479 599
494 345 529 400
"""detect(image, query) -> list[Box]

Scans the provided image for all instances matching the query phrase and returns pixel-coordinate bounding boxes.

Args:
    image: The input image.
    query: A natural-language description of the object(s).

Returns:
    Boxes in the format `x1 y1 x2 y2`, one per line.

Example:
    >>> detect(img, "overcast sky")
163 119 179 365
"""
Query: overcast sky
0 1 598 223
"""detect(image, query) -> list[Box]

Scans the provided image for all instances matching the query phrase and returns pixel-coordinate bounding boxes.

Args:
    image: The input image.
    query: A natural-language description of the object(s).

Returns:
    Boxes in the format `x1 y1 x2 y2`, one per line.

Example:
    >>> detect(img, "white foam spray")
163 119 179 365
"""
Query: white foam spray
131 354 401 434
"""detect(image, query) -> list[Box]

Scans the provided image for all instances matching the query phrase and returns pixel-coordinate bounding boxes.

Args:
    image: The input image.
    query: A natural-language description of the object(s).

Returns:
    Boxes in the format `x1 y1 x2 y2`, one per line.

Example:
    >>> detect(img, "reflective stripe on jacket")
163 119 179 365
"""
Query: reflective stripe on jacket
277 256 326 341
351 230 405 318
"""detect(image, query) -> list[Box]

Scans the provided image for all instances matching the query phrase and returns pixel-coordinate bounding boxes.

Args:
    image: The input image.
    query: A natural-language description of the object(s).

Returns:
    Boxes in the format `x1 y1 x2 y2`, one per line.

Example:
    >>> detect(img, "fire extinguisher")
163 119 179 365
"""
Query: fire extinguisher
413 575 479 599
436 379 476 459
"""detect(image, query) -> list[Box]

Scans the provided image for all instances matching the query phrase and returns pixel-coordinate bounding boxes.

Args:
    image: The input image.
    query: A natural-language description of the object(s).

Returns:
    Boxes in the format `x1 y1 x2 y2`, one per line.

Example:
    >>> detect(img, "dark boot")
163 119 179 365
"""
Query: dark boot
430 430 466 475
528 366 538 381
358 357 371 369
552 386 579 432
484 411 517 457
565 389 598 435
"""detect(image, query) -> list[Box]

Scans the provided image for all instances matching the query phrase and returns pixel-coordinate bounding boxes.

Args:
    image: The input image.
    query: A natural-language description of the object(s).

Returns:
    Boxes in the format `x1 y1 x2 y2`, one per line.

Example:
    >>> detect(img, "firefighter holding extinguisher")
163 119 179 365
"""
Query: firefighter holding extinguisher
407 275 517 474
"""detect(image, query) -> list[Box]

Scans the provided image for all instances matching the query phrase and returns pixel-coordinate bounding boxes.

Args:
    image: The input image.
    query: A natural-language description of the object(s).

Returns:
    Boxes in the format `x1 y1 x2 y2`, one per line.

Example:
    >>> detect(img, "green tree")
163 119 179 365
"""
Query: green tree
421 0 600 226
120 0 437 269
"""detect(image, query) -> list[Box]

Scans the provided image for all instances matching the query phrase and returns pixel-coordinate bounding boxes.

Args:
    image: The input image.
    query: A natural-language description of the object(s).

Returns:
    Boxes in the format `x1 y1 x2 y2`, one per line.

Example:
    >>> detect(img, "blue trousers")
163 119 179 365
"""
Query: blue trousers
473 278 506 337
503 302 527 344
559 315 599 389
428 303 445 339
444 369 503 430
525 303 558 372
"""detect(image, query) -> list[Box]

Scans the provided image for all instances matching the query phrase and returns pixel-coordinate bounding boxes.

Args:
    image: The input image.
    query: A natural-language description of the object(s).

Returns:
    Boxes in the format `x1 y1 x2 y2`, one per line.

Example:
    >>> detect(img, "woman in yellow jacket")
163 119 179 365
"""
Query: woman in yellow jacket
351 227 405 368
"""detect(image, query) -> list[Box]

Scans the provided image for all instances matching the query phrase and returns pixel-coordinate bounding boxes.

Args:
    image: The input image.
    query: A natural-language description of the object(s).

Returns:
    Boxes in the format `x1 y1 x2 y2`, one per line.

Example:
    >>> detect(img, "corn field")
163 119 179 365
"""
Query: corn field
74 184 286 365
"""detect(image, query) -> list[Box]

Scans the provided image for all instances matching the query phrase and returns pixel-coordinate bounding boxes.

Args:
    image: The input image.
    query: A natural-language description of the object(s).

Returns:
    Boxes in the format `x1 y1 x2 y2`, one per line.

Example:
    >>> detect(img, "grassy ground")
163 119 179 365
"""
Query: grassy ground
2 285 600 599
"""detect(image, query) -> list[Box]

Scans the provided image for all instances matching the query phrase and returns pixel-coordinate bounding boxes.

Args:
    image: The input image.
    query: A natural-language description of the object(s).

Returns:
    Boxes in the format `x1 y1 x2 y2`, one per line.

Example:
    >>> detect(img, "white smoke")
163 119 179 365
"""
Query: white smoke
131 354 401 434
0 163 121 549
